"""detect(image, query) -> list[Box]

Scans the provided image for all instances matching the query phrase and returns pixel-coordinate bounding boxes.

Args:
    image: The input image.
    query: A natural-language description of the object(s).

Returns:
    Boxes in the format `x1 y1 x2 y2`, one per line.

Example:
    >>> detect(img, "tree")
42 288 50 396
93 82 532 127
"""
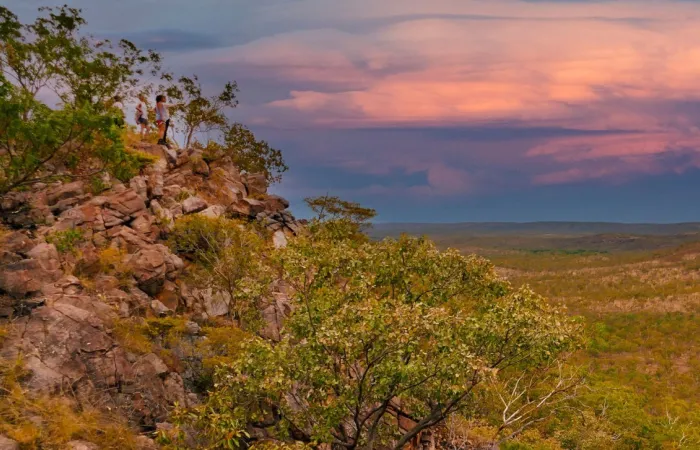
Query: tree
0 78 137 195
164 74 238 148
193 235 583 449
304 195 377 241
0 5 161 108
201 123 288 184
0 5 161 195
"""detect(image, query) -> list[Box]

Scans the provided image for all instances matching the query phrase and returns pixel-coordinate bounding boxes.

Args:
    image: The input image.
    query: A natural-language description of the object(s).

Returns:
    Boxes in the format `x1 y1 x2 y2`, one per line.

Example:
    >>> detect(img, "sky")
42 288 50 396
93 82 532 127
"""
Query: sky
8 0 700 223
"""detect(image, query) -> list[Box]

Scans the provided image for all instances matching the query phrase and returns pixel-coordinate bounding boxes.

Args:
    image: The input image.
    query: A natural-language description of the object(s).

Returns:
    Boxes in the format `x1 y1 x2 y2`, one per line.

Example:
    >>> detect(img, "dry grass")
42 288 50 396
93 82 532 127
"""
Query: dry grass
0 357 142 449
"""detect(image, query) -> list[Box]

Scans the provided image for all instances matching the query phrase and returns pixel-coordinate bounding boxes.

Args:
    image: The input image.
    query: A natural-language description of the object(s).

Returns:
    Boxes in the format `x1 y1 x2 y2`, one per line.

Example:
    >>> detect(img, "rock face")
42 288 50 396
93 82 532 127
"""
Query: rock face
0 143 304 442
0 287 188 428
0 235 63 298
0 435 18 450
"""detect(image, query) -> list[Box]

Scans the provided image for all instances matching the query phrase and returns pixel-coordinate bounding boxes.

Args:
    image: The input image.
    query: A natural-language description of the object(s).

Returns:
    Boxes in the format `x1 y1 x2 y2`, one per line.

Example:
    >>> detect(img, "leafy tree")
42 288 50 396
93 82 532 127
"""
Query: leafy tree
0 79 129 194
304 195 376 241
191 235 583 449
202 123 288 184
164 74 238 148
0 5 161 195
0 5 161 107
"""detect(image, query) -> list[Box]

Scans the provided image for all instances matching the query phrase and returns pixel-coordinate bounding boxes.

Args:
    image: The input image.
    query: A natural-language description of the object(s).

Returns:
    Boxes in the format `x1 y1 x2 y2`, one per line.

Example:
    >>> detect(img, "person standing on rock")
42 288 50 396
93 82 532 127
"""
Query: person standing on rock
155 94 176 148
135 94 149 140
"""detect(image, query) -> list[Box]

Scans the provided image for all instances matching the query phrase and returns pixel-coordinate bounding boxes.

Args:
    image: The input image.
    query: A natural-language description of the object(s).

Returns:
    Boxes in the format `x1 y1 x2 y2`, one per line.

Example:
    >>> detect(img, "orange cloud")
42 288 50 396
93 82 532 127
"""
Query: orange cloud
191 0 700 187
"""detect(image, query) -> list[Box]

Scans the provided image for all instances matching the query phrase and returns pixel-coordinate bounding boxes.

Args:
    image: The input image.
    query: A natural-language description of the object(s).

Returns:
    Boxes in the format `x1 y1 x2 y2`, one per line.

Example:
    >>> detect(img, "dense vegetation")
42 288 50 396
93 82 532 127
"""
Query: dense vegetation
374 227 700 448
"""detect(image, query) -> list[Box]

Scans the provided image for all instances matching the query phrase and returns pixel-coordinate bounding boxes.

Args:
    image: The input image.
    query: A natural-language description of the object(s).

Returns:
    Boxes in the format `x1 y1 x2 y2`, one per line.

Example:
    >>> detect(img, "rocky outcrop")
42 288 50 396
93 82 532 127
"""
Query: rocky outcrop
129 244 184 296
0 143 303 442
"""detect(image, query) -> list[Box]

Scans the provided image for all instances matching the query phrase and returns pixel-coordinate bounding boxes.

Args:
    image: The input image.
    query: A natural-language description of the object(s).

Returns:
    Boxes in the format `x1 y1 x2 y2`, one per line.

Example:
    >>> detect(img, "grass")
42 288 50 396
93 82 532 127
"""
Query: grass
0 357 142 449
46 229 83 254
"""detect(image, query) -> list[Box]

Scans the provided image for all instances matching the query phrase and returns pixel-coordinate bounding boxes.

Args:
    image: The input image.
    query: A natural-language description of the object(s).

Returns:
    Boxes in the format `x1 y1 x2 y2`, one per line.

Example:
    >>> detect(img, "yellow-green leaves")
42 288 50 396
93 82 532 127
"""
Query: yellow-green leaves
197 234 582 449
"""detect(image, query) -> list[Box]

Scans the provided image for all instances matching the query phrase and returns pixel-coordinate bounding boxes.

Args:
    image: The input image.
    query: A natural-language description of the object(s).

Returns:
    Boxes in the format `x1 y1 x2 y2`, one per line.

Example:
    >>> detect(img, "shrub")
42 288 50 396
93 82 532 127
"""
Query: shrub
169 216 272 328
46 229 83 254
97 247 132 287
200 123 288 183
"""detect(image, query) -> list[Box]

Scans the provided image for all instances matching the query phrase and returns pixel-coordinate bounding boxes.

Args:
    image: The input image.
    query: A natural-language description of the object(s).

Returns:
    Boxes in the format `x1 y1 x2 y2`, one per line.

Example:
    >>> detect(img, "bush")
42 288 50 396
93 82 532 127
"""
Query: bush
168 216 271 328
46 229 83 254
201 123 287 183
97 247 132 287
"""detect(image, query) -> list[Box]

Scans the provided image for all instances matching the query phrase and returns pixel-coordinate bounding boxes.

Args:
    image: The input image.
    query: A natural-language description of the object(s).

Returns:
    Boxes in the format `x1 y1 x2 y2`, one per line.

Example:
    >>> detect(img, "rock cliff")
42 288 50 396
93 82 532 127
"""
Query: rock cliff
0 144 301 448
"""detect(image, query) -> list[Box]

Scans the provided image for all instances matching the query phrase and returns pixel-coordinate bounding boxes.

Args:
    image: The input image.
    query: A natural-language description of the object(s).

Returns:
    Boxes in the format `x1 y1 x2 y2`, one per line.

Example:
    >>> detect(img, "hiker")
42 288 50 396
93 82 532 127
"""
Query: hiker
111 95 125 128
134 94 149 139
155 94 176 147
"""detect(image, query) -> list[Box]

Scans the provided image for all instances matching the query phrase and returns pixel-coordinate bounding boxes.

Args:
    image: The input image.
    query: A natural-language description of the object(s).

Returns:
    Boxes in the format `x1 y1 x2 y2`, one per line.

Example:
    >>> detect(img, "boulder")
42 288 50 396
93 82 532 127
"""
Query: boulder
0 243 63 298
228 201 252 218
164 148 178 167
184 288 230 317
102 189 147 228
130 213 154 235
106 226 153 253
198 205 226 219
182 197 207 214
244 173 268 196
0 435 19 450
129 176 149 202
264 195 290 213
150 299 172 317
129 245 183 296
54 203 105 232
0 190 53 228
260 291 293 341
1 231 35 255
242 198 266 216
46 181 84 206
156 280 180 311
192 157 210 176
272 230 288 249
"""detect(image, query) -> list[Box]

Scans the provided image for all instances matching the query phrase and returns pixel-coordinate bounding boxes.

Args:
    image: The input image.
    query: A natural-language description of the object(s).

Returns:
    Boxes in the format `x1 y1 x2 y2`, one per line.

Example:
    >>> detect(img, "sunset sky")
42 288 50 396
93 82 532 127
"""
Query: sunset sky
9 0 700 222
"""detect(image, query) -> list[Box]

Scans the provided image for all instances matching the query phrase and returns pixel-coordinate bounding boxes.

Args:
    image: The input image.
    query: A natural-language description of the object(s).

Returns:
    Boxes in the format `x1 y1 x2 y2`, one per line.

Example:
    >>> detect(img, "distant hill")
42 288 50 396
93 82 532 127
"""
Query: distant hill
370 222 700 238
369 222 700 253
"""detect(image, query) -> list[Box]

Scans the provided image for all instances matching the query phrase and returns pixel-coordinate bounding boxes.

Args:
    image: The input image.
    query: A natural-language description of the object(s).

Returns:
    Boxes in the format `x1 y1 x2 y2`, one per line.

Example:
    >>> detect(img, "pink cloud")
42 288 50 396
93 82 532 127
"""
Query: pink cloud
185 0 700 190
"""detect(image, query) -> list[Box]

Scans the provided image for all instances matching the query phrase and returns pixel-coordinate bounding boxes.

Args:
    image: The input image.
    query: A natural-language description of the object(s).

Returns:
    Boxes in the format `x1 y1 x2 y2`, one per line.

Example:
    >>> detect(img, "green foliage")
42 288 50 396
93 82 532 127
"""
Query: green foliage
191 235 582 449
0 5 162 194
406 230 700 448
304 195 377 241
164 74 238 148
169 216 271 328
0 5 161 106
88 174 108 194
46 229 83 254
202 123 288 183
0 82 125 194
